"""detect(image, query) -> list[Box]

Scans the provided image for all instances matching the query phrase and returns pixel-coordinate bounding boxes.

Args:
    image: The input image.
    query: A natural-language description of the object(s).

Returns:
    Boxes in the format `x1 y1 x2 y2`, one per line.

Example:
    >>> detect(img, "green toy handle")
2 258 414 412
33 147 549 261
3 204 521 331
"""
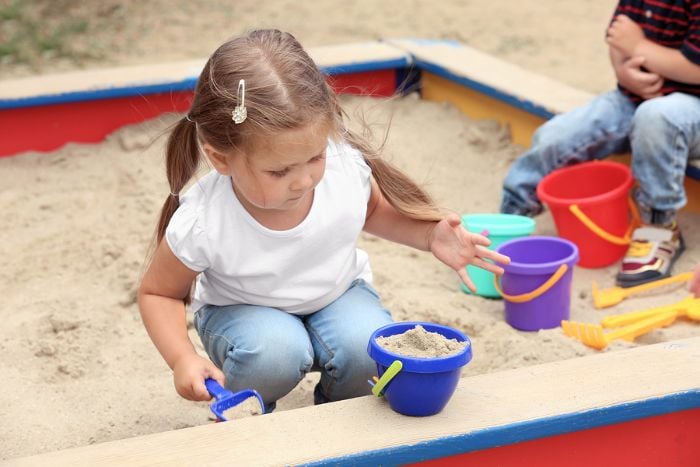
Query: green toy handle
372 360 403 397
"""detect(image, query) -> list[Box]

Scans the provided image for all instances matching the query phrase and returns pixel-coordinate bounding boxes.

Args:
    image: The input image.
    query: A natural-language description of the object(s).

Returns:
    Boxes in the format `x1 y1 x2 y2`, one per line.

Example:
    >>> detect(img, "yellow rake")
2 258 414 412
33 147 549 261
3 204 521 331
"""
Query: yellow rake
563 295 700 350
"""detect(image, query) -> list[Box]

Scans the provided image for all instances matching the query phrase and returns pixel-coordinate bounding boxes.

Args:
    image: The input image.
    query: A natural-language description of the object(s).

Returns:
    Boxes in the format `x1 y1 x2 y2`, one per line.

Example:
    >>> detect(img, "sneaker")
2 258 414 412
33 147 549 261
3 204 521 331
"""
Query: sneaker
616 223 685 288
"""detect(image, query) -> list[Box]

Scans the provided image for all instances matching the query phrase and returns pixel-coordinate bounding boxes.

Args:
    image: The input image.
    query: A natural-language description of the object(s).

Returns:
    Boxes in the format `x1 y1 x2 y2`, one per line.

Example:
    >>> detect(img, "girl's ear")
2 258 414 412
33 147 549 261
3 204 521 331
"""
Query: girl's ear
202 143 232 175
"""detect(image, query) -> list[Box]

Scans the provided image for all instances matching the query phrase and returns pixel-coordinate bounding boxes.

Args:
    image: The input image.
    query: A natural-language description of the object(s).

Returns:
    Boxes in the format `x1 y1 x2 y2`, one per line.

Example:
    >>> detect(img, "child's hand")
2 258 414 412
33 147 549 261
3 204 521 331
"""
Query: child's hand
607 15 646 56
428 213 511 292
614 55 664 100
172 352 226 401
690 264 700 298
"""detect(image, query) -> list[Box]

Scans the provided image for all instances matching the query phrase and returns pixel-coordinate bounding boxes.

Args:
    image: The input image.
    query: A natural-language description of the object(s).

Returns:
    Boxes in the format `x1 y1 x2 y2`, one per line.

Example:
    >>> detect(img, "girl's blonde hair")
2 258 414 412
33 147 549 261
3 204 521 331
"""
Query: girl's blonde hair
156 29 442 258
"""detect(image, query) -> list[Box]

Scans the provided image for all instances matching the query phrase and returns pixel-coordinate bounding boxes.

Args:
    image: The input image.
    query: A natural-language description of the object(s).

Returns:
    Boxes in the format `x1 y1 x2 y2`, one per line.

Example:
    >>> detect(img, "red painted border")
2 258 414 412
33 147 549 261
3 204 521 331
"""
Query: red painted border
0 91 193 156
327 69 397 97
411 407 700 467
0 69 397 157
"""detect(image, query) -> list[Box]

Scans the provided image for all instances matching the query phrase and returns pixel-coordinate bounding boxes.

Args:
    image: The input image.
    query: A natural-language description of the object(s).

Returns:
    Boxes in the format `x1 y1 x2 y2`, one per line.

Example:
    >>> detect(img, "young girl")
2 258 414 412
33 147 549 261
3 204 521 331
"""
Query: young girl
138 29 509 412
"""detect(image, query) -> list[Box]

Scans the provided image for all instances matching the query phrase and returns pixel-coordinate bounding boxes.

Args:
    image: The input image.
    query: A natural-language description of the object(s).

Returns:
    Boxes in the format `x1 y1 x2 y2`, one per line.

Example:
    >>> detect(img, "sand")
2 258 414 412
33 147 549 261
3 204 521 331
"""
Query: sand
2 0 699 461
376 325 468 358
221 396 264 421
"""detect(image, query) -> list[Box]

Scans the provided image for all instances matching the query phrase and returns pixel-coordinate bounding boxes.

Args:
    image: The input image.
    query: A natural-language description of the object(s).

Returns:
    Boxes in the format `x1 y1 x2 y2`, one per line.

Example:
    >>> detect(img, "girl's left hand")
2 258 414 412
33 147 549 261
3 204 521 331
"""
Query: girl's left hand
429 213 510 292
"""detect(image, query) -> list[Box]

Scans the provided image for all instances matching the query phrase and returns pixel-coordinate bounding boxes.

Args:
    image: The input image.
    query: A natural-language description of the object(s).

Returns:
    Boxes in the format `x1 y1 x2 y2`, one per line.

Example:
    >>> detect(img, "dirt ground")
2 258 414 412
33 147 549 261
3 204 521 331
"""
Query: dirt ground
2 0 698 461
2 0 617 94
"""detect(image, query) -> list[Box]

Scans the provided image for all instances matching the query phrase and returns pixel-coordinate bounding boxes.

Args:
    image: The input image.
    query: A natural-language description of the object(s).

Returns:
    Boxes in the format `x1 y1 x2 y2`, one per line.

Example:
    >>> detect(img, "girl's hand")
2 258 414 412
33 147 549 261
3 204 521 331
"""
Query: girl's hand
607 15 646 56
428 213 511 292
690 264 700 298
172 352 226 401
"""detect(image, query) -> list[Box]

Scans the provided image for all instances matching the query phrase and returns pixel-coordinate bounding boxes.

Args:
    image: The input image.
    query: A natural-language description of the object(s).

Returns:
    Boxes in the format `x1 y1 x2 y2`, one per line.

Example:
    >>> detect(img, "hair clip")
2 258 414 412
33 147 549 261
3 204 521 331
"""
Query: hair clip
231 79 247 124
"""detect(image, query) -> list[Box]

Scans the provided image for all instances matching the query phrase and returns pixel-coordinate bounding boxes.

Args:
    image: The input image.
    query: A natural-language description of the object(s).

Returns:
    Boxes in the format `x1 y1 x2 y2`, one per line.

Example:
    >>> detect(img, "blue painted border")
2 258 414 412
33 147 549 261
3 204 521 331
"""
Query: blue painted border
322 57 409 77
304 390 700 467
686 163 700 179
415 59 556 120
0 77 199 110
0 58 410 110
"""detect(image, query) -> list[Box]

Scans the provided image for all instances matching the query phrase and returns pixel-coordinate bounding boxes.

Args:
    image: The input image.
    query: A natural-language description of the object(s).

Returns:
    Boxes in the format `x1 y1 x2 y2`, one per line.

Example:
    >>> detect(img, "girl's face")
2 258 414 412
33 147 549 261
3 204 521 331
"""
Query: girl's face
228 118 331 216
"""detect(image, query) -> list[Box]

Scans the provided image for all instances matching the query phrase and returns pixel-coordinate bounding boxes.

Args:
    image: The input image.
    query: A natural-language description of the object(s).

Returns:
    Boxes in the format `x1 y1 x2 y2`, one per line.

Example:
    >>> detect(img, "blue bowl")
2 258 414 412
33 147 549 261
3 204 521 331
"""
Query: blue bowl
367 322 473 416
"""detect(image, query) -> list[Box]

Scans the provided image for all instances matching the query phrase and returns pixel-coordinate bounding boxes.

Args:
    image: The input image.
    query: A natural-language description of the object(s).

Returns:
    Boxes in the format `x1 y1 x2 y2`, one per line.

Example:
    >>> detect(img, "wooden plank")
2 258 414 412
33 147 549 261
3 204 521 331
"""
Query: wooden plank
5 337 699 466
0 42 410 107
0 60 204 105
386 38 593 116
0 41 410 157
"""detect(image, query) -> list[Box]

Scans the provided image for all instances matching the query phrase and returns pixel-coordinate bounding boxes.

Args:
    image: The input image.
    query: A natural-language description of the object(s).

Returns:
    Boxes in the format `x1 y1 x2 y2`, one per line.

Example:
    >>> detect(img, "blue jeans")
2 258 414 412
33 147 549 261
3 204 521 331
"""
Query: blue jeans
193 279 393 412
501 91 700 225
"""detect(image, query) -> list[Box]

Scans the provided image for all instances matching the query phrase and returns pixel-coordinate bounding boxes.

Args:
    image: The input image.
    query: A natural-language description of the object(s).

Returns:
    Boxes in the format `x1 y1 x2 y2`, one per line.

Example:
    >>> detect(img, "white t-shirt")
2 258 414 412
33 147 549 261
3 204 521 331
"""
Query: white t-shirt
165 139 373 315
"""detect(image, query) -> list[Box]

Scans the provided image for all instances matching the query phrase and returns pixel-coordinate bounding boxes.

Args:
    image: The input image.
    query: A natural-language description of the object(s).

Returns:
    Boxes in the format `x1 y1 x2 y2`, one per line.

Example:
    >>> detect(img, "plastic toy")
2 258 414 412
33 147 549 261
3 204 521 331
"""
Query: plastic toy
205 378 265 421
536 161 635 268
601 296 700 328
563 295 700 350
367 322 472 417
592 271 693 309
494 236 579 331
561 311 677 350
460 213 535 298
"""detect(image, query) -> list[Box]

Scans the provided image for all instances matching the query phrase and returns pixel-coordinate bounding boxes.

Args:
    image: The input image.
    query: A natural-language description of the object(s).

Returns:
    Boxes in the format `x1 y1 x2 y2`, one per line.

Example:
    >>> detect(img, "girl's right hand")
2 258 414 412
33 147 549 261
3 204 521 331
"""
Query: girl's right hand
172 352 226 401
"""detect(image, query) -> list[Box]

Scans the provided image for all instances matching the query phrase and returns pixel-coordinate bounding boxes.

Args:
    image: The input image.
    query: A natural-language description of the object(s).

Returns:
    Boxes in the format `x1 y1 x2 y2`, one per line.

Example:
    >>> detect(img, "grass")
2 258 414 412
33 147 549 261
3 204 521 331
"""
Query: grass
0 0 102 70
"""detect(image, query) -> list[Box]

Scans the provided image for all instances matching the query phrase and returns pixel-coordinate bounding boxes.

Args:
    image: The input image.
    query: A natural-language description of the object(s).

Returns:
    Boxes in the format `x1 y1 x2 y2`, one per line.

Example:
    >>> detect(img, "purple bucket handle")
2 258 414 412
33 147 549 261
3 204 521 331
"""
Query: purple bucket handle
494 263 569 303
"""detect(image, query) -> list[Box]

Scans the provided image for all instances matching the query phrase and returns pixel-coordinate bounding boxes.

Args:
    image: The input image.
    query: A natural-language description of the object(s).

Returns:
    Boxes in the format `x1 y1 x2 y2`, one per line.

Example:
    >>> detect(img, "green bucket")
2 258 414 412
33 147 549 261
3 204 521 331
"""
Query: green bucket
460 213 536 298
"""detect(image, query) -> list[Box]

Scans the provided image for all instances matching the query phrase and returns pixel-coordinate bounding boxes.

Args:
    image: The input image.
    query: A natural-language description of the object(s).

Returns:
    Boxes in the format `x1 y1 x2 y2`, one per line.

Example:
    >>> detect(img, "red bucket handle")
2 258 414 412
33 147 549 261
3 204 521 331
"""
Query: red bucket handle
493 264 568 303
568 197 640 246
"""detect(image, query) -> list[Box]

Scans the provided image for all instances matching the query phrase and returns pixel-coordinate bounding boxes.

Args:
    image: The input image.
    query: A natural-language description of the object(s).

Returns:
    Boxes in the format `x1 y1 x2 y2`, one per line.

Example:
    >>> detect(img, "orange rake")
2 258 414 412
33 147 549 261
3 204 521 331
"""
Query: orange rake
561 310 678 350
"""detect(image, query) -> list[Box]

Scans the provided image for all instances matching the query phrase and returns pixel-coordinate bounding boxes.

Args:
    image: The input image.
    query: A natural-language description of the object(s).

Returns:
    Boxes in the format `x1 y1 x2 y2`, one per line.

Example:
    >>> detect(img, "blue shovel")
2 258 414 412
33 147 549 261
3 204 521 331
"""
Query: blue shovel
204 378 265 421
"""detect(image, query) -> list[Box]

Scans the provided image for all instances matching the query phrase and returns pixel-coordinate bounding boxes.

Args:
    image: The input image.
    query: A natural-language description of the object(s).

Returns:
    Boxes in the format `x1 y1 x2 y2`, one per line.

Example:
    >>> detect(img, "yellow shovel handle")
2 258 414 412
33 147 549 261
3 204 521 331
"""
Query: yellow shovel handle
602 294 696 328
569 204 632 246
606 310 678 342
621 271 694 296
602 306 678 328
494 264 568 303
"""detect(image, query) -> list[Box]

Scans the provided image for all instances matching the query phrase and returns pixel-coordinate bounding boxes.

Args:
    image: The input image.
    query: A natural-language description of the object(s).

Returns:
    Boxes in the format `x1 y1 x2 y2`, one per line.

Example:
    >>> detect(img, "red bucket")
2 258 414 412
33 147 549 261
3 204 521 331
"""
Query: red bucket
536 161 636 268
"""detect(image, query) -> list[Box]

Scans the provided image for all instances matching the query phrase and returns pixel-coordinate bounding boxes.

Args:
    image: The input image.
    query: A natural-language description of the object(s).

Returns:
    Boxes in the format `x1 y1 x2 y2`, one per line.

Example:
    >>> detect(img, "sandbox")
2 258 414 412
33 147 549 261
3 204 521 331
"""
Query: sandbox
1 40 698 465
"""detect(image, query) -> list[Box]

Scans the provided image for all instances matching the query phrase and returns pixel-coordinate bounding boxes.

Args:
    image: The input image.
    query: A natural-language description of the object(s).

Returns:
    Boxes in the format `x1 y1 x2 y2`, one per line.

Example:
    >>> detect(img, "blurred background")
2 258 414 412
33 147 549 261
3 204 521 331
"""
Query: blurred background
1 0 618 93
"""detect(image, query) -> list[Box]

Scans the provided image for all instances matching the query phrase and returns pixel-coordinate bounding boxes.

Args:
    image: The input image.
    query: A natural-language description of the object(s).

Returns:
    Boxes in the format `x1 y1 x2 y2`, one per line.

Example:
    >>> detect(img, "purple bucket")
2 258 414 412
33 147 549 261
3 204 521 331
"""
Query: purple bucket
495 236 579 331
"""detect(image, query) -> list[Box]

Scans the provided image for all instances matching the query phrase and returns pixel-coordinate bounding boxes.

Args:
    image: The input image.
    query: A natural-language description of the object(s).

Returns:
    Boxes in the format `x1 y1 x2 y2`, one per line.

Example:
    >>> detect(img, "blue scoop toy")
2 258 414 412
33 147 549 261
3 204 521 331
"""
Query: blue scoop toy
204 378 265 421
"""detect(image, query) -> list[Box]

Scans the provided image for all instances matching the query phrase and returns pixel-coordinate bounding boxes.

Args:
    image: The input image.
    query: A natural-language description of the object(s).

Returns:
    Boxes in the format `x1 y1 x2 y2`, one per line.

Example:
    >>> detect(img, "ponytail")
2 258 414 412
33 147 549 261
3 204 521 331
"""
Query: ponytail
325 79 443 223
155 117 201 243
144 116 201 304
342 127 444 223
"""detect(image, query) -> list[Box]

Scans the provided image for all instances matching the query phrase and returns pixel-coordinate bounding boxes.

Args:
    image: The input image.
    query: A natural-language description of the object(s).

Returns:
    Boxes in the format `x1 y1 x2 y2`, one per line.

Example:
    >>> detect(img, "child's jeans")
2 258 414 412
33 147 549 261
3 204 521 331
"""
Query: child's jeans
501 90 700 225
193 279 393 412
